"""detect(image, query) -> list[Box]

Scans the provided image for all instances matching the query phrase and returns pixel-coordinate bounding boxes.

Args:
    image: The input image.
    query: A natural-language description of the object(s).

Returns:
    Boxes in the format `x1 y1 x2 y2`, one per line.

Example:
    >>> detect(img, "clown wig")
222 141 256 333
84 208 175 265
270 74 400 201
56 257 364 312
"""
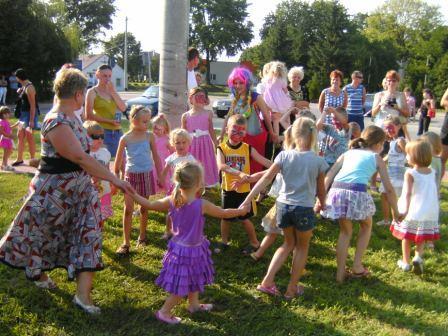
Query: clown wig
227 67 253 97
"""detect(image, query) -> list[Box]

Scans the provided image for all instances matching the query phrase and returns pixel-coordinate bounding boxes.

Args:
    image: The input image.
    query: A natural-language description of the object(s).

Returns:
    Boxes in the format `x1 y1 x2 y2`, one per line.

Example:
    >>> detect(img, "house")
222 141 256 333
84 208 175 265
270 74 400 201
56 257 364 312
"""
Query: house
208 61 239 85
78 54 125 91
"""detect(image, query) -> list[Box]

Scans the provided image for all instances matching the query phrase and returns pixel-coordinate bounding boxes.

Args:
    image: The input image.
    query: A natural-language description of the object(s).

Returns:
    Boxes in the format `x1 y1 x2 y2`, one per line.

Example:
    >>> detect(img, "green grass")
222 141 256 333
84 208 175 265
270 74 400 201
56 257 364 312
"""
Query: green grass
1 170 448 335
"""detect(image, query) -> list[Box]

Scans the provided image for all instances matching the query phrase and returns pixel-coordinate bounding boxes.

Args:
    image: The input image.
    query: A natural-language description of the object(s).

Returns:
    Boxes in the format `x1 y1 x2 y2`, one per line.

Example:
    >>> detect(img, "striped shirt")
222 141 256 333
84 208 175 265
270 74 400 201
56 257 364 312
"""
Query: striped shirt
344 84 364 115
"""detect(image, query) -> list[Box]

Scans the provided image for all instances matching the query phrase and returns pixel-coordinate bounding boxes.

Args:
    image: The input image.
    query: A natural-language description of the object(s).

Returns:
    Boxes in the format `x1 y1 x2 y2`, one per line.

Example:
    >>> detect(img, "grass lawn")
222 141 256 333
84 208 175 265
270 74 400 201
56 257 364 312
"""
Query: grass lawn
0 171 447 335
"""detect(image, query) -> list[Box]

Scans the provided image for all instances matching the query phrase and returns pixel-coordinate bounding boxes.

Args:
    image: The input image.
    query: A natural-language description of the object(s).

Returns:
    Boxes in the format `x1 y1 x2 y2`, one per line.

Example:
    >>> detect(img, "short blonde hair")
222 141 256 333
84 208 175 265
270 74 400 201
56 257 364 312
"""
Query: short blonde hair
228 113 247 127
288 66 304 82
406 140 432 167
169 128 191 146
420 131 442 156
53 68 87 99
151 114 171 134
83 120 103 135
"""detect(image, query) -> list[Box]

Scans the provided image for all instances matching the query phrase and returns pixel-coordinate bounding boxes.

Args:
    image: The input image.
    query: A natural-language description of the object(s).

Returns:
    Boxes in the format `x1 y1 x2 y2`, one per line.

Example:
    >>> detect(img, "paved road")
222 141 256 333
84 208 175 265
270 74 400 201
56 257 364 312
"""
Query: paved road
35 91 445 139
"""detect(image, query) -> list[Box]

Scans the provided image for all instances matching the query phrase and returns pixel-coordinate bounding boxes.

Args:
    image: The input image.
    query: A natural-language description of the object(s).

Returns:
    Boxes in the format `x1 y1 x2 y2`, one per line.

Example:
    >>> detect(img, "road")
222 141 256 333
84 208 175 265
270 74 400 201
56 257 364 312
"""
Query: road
37 91 445 139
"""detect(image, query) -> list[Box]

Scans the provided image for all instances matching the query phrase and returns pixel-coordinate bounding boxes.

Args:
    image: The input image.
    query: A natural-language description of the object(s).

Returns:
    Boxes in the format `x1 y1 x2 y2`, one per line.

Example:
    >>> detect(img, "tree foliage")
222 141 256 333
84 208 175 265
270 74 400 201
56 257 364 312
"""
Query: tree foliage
0 0 72 97
104 32 143 80
48 0 116 54
189 0 254 83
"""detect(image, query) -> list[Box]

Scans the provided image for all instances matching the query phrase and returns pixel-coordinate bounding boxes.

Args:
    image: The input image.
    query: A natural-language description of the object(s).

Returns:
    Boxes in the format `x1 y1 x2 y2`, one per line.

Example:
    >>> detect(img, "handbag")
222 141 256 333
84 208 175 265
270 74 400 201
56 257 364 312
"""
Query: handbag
428 108 436 118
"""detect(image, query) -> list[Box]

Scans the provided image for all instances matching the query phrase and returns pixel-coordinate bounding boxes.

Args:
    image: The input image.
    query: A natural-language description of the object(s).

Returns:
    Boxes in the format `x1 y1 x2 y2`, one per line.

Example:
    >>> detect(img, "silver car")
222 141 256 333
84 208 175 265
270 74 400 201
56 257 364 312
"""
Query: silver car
212 97 232 118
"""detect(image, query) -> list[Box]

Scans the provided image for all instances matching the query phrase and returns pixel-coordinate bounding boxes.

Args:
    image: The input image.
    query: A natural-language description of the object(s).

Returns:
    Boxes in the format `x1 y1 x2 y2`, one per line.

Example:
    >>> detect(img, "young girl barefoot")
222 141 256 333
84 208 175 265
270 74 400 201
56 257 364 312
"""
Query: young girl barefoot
114 106 162 255
390 140 440 274
263 61 293 137
131 161 249 324
182 87 219 187
322 125 400 283
241 117 327 298
0 106 17 171
151 114 173 194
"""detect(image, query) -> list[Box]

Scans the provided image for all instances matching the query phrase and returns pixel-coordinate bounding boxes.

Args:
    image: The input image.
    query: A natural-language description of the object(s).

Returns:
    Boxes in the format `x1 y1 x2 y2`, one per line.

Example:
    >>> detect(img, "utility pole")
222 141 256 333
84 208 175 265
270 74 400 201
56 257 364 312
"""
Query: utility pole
159 0 190 128
423 55 430 87
124 16 128 91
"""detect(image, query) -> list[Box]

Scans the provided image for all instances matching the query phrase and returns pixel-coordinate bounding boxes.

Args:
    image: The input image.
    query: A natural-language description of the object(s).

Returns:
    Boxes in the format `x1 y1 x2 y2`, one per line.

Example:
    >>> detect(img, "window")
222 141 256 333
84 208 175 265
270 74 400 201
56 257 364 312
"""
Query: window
211 74 216 80
116 78 121 87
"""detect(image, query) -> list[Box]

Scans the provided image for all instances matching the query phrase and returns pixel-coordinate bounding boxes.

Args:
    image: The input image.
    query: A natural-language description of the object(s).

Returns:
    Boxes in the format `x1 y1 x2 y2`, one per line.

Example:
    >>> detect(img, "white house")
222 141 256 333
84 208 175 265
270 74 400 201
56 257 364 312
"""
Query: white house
208 61 239 85
78 54 125 91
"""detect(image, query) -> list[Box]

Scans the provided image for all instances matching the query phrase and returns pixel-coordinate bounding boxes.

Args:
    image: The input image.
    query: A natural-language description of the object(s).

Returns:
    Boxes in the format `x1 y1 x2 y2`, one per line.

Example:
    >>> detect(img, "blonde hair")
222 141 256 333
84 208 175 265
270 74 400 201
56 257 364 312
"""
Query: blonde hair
171 161 204 208
288 66 304 82
151 114 171 134
406 140 432 167
420 131 442 156
129 105 151 129
334 107 348 120
260 62 273 80
0 106 11 118
383 115 402 127
285 117 317 151
53 68 87 99
350 125 385 149
169 128 192 146
83 120 103 135
228 113 247 127
348 121 361 136
267 61 288 83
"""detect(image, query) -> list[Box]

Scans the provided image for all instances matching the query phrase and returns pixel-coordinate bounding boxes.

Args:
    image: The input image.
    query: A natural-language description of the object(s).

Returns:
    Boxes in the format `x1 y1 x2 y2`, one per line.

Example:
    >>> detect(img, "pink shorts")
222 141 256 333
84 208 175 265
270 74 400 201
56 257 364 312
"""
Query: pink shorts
100 193 113 220
125 171 156 198
0 138 13 150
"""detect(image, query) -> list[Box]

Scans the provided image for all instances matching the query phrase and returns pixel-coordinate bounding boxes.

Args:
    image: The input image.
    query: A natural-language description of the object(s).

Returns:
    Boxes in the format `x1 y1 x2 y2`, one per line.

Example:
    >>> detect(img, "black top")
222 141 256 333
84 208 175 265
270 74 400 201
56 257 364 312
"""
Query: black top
287 85 309 102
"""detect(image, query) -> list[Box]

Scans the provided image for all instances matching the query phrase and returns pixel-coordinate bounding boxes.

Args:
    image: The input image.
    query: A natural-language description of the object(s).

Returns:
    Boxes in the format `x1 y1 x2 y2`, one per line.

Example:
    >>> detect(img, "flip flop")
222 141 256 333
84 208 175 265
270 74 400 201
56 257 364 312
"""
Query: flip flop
242 244 260 255
212 242 229 254
155 310 181 324
187 303 213 314
350 267 371 278
284 285 305 300
256 284 280 297
34 276 57 290
249 252 260 262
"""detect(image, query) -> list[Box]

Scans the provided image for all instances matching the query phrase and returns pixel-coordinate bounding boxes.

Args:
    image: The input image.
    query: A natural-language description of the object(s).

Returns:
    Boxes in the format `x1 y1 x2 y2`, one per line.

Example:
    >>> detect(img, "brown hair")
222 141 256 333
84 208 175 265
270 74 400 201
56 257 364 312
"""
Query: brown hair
330 70 343 81
385 70 400 82
0 106 11 118
188 47 199 62
406 140 432 167
171 161 204 208
53 68 88 99
420 131 442 156
228 114 247 127
383 115 402 127
350 125 385 149
97 64 112 72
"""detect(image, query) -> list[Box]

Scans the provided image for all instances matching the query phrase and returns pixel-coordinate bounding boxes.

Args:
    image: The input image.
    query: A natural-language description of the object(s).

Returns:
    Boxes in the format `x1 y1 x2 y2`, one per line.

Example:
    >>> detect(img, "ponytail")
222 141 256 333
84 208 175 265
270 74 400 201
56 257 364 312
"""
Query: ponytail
283 125 295 150
349 137 367 149
171 182 184 208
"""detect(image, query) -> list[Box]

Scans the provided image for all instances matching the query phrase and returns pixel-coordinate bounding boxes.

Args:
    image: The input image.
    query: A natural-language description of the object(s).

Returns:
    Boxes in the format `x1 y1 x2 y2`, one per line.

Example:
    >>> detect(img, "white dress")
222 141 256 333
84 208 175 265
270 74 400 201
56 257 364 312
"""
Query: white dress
379 138 406 195
391 168 440 242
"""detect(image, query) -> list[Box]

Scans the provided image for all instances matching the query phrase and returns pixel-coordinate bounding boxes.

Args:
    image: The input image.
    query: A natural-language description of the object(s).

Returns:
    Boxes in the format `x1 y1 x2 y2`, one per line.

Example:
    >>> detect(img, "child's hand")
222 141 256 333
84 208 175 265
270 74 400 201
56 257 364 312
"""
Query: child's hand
115 180 135 195
238 203 250 215
111 184 118 196
157 178 165 190
313 199 324 213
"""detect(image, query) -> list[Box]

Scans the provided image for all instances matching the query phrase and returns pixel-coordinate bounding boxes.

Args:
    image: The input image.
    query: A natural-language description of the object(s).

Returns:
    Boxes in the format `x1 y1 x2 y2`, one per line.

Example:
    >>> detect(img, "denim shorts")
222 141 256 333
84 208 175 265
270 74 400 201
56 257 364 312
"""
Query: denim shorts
19 111 39 129
276 202 316 232
104 129 122 157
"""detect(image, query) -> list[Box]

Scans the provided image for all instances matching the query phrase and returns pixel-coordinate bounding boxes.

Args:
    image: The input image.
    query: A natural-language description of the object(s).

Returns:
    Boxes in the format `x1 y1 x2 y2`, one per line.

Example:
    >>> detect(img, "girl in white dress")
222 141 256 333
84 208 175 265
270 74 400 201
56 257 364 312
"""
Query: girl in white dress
390 140 440 274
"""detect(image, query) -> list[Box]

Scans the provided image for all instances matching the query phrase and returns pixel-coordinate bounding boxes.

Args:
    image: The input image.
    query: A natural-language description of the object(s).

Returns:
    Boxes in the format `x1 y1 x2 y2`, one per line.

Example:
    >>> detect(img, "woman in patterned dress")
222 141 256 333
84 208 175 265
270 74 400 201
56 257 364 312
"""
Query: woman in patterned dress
0 68 133 314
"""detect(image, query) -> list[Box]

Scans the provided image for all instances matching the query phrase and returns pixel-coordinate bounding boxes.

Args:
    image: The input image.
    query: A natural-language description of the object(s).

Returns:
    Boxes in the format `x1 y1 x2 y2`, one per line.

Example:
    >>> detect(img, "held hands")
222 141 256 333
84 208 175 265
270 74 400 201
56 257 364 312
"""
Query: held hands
313 199 325 214
114 180 136 195
238 202 250 215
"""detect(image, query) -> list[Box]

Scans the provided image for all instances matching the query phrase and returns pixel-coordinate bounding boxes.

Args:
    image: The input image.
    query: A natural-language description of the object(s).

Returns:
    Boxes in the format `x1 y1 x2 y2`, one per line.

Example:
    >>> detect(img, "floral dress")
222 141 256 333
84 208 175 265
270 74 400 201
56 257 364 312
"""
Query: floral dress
0 112 103 281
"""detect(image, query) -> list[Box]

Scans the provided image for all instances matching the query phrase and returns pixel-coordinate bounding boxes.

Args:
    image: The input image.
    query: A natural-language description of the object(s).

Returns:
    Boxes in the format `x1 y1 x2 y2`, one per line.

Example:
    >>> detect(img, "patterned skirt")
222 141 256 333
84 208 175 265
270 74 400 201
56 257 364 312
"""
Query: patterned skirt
155 238 214 297
125 170 156 198
0 171 103 281
321 182 376 220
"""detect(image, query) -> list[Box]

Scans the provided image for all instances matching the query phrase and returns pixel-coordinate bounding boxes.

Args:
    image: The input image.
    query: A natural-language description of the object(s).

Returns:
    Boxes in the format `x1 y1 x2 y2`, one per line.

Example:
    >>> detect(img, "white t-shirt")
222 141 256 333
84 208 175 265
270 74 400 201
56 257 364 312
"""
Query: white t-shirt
90 147 112 196
187 69 198 91
166 152 196 169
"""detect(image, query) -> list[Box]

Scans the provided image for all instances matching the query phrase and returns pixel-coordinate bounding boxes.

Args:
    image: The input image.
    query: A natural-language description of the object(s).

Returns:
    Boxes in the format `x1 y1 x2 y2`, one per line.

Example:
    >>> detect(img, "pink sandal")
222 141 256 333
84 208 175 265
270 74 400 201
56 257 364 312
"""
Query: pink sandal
155 310 181 324
256 284 280 296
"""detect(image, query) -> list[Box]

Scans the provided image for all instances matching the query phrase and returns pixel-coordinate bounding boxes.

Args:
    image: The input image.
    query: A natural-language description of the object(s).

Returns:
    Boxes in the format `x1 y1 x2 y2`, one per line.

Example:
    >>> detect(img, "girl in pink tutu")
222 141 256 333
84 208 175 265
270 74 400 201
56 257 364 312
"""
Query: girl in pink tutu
0 106 17 171
182 87 218 187
151 114 173 193
263 61 293 137
131 161 248 324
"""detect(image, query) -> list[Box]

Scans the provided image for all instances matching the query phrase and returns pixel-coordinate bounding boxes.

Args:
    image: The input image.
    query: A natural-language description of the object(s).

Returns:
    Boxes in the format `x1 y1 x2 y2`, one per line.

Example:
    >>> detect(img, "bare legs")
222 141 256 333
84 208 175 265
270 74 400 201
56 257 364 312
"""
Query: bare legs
15 128 35 163
76 272 95 305
401 239 425 264
121 194 147 248
220 219 259 248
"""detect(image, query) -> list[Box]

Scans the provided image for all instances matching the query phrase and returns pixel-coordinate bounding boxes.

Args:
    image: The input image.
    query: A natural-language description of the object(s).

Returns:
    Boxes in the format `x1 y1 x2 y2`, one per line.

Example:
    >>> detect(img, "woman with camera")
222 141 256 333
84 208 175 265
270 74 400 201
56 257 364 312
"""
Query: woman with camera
417 88 436 136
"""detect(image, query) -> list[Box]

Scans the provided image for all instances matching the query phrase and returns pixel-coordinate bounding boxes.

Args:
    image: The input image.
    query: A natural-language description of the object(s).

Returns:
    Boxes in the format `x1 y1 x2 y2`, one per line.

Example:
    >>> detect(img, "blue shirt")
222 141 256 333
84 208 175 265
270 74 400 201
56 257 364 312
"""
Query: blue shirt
125 135 153 173
344 84 364 115
335 149 377 185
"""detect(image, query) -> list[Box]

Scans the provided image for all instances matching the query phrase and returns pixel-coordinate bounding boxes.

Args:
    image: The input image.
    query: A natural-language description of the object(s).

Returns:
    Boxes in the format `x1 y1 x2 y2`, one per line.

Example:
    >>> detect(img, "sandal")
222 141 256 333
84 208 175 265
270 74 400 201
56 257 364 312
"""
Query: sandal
136 238 147 248
34 276 57 290
73 295 101 315
256 284 280 297
187 303 213 314
284 285 305 300
155 310 181 324
249 252 260 262
350 267 371 279
11 160 24 167
212 242 230 254
116 244 130 256
242 244 259 255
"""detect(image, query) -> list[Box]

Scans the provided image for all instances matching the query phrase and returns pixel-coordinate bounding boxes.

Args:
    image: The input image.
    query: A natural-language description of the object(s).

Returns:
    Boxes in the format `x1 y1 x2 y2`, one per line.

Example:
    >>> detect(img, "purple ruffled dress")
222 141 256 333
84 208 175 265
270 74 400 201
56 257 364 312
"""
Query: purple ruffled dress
155 198 214 296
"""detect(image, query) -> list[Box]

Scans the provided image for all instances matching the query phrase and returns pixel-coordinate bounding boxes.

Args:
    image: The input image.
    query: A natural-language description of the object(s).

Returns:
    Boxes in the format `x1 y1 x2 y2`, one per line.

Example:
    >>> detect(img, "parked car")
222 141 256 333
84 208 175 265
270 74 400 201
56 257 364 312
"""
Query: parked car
125 85 159 117
363 93 375 117
212 97 232 118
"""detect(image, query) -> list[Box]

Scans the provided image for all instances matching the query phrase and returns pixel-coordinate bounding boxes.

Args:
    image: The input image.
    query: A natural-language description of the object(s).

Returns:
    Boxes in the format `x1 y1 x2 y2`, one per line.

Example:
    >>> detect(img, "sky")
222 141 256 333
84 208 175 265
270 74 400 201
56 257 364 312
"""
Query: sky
104 0 448 61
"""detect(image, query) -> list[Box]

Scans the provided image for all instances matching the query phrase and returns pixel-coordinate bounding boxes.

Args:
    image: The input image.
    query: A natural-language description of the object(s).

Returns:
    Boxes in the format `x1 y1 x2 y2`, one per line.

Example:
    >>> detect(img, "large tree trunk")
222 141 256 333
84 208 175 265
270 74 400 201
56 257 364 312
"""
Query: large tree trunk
159 0 190 129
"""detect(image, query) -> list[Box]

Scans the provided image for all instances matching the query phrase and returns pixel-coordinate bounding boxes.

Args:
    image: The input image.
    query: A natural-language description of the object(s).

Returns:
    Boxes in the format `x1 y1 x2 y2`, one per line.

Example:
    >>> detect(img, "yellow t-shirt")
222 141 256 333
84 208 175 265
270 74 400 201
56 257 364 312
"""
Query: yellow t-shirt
93 93 120 130
218 141 251 193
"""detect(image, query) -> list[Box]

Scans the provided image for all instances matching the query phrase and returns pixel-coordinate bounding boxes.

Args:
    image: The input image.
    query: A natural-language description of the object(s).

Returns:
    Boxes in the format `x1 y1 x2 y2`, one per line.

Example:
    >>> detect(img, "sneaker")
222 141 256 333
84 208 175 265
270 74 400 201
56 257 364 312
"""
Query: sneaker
412 256 424 275
376 219 391 226
397 260 411 272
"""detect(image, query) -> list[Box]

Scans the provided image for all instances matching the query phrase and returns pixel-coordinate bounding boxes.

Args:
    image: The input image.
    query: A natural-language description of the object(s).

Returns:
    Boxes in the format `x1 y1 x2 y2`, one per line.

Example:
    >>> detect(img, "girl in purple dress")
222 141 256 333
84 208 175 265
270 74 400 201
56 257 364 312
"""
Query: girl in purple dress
131 161 248 324
182 87 219 187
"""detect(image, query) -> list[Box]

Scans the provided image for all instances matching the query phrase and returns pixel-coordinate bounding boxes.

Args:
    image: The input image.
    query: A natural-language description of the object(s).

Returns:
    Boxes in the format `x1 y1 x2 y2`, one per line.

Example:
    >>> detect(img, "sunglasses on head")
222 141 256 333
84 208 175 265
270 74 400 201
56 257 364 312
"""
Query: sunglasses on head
356 76 363 79
386 78 397 82
90 134 104 140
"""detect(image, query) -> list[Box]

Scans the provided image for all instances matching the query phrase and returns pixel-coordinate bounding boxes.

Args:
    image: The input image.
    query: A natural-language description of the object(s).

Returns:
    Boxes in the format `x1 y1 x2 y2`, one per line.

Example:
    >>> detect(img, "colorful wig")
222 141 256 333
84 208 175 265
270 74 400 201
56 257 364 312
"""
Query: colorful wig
227 67 253 97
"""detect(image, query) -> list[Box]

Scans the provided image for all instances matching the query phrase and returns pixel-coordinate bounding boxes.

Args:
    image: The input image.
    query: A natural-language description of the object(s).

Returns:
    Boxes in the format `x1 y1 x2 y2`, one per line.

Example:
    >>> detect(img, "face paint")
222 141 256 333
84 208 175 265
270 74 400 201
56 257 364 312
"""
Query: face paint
229 125 246 143
333 119 343 130
193 93 208 105
384 123 397 137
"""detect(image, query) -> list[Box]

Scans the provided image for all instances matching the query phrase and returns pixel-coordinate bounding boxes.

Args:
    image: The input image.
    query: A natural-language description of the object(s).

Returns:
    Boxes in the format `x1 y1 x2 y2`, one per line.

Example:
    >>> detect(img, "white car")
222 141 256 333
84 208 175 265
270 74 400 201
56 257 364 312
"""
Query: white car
212 97 232 118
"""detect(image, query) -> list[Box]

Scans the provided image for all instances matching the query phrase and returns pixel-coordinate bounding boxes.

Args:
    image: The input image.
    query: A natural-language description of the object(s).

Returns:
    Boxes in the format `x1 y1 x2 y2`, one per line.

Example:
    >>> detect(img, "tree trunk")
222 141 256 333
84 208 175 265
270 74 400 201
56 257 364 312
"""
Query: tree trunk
159 0 190 129
206 49 211 85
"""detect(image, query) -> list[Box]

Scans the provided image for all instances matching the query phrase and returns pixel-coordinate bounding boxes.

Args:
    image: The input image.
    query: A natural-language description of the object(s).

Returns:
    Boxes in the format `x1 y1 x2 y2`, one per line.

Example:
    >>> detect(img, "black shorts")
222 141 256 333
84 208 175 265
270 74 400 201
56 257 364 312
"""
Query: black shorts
221 190 254 221
441 113 448 145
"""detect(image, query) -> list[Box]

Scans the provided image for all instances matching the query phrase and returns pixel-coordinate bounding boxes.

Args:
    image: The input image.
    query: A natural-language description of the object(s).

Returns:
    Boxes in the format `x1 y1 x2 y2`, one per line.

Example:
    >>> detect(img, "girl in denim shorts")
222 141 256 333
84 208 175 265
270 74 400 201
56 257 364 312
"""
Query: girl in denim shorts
240 117 328 299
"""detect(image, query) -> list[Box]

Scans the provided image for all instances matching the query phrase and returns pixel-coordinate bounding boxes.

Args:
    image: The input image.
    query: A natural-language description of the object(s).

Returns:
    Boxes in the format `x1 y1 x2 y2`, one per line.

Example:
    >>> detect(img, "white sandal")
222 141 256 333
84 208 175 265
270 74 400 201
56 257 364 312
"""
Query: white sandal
73 295 101 314
34 276 57 289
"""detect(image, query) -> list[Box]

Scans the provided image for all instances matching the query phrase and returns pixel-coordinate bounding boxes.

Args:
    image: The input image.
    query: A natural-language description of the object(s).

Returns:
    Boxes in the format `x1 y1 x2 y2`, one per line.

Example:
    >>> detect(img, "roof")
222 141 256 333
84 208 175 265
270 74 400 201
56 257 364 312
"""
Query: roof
80 54 107 71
